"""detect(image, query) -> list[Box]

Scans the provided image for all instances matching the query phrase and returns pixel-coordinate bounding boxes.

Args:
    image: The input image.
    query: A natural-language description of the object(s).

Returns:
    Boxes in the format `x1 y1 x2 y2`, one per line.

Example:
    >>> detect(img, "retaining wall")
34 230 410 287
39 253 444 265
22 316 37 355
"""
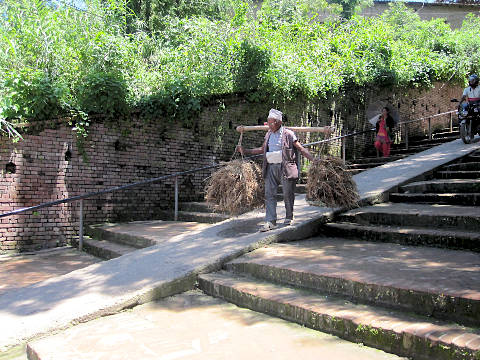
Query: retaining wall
0 82 462 252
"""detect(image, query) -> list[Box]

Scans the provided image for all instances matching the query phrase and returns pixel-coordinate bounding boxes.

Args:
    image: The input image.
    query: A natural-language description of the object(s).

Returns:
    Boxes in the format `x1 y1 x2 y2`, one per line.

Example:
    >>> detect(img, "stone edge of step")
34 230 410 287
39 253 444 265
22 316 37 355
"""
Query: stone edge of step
198 271 480 360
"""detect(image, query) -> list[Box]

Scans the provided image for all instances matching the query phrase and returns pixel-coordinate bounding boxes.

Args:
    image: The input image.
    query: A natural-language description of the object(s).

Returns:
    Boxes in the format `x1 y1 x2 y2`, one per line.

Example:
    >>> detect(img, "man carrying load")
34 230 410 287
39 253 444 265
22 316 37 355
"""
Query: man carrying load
237 109 314 232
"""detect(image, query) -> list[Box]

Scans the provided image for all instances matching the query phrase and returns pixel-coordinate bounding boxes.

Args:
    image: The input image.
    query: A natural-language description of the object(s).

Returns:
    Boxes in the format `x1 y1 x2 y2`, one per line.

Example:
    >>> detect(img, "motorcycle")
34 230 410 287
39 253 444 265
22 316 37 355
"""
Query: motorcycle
453 99 480 144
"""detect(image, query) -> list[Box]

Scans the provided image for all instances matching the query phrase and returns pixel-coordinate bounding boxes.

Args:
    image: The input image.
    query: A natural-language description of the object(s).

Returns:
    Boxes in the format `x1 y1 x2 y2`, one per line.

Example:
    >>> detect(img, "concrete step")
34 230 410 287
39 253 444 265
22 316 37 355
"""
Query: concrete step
157 210 231 223
321 222 480 252
223 239 480 327
432 130 459 139
71 236 136 260
179 201 214 213
389 192 480 206
346 161 390 170
338 203 480 231
345 168 363 175
444 162 480 171
467 154 480 162
401 137 456 148
347 154 407 165
435 171 480 179
389 144 436 155
199 271 480 360
400 179 480 194
86 224 156 248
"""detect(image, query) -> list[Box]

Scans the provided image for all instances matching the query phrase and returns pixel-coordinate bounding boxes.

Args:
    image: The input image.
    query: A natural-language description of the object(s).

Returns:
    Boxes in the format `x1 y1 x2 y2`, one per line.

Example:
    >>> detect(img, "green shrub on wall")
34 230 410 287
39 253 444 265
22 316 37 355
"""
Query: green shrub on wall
2 69 65 122
76 71 129 119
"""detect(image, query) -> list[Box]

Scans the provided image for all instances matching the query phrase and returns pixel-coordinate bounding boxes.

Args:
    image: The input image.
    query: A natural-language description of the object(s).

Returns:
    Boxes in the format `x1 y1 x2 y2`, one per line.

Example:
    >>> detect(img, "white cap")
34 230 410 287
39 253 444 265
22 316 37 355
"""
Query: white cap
268 108 283 122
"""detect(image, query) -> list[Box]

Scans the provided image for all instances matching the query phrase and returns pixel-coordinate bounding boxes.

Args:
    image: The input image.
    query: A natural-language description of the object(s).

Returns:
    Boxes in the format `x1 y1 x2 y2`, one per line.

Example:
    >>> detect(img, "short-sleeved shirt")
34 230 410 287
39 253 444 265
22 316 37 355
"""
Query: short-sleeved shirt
463 86 480 102
267 127 297 152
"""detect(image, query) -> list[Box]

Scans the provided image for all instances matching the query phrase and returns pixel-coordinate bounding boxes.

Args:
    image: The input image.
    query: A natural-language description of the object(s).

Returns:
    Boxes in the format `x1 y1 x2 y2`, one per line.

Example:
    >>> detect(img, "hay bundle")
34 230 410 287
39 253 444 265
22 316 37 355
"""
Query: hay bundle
306 156 360 208
205 159 264 215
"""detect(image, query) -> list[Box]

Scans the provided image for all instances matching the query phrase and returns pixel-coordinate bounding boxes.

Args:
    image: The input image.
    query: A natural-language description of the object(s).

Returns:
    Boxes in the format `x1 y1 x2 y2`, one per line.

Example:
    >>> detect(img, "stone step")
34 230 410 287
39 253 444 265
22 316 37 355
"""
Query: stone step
321 222 480 252
224 239 480 327
401 137 456 148
157 209 231 223
199 271 480 360
466 155 480 163
432 130 459 139
347 154 407 165
71 236 136 260
338 203 480 231
389 144 437 155
436 171 480 179
345 168 363 175
179 201 215 213
346 161 390 170
444 162 480 171
389 192 480 206
400 179 480 194
86 224 155 249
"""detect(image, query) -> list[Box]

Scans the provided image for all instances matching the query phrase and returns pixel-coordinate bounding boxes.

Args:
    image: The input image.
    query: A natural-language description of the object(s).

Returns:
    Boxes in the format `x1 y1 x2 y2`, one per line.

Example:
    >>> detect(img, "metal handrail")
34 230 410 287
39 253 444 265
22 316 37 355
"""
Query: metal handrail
1 108 458 250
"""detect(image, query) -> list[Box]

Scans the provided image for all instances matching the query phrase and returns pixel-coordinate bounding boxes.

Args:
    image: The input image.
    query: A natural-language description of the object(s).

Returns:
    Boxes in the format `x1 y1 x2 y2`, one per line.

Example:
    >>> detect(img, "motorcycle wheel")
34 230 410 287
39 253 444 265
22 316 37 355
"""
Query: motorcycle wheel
460 120 473 144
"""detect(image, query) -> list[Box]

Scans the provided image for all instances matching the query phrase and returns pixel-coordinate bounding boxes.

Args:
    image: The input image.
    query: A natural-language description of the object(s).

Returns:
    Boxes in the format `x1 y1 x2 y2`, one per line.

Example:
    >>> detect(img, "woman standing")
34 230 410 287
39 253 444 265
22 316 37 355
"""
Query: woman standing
374 107 395 158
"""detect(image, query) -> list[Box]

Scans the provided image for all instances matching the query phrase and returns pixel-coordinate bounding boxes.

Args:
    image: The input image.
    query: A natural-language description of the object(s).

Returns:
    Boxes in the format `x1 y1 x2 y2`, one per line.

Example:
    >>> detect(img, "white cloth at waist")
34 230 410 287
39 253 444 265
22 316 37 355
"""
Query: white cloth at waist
266 150 282 164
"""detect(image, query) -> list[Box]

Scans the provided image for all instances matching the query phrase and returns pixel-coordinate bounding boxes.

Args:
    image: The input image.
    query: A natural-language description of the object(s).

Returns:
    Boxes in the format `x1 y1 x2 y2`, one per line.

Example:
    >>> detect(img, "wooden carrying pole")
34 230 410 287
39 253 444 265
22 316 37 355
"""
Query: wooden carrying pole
236 125 332 133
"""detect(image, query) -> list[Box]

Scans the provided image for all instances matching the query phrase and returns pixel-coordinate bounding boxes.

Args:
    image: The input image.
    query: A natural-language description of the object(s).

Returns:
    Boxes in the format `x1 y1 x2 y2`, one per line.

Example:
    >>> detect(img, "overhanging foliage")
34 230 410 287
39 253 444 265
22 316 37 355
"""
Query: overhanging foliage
0 0 478 140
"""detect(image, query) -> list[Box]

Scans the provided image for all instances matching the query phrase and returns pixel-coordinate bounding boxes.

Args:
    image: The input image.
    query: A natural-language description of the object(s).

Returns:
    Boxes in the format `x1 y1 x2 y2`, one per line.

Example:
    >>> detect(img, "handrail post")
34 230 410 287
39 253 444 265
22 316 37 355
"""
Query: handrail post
174 176 178 221
79 199 83 251
341 132 346 164
405 123 409 150
428 117 432 141
449 112 453 133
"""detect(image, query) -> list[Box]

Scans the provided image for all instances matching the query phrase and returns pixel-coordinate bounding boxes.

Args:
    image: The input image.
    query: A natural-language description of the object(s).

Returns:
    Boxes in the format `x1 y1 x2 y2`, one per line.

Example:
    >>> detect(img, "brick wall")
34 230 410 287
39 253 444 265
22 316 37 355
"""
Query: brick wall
0 82 462 252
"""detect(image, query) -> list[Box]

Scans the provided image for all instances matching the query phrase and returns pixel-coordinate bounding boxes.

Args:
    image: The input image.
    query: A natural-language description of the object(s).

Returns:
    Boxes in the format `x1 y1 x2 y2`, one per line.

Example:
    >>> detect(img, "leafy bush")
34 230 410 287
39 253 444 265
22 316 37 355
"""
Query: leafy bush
2 70 65 121
138 80 201 127
76 71 129 119
231 40 271 94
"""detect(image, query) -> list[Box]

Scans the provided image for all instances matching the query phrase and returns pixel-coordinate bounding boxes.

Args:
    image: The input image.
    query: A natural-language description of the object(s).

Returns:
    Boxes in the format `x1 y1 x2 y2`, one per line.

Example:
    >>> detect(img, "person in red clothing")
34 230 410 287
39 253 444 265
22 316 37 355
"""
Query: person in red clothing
374 107 395 158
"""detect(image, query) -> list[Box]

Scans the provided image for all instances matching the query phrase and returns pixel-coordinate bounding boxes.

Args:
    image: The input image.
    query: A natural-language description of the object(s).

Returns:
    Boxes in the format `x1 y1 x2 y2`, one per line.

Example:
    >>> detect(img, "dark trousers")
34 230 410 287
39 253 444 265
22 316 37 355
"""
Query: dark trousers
265 163 296 224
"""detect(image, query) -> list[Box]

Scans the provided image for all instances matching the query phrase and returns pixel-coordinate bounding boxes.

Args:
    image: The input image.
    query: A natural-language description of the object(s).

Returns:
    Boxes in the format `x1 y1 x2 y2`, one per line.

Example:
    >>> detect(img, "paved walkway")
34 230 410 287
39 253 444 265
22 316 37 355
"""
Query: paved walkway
0 248 100 297
1 138 479 353
27 291 405 360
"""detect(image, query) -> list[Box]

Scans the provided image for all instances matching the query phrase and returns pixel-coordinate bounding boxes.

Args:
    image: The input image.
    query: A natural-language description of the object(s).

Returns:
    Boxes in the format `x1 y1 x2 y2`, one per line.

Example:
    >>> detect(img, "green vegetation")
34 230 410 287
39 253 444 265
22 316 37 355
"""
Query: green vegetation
1 0 479 140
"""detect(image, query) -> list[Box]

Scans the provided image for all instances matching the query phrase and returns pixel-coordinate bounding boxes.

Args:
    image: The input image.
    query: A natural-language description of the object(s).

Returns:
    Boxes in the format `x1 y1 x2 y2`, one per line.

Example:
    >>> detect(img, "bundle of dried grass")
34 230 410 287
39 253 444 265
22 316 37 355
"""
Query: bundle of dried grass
205 159 264 215
306 156 360 208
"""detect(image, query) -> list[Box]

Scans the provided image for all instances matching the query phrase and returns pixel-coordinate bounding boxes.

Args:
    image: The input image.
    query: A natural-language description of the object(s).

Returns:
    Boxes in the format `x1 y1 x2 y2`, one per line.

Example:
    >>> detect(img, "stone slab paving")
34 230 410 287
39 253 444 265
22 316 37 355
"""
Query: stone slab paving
227 238 480 302
1 138 479 353
0 247 100 297
27 290 406 360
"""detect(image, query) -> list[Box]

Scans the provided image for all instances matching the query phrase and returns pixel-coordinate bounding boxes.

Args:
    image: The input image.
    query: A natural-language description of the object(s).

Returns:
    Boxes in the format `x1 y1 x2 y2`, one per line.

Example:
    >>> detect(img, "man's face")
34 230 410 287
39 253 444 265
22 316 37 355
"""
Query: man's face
267 117 281 132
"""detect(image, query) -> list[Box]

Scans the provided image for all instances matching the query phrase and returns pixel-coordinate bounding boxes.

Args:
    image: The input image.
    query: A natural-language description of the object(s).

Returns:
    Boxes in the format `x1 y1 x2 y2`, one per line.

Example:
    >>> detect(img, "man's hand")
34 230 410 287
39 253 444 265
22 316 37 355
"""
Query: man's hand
236 145 245 155
325 126 335 134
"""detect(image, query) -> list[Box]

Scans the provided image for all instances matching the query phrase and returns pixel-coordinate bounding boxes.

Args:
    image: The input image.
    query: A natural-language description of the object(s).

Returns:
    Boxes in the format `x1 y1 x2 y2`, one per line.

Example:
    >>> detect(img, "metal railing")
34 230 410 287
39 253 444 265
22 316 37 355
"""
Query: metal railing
0 108 458 251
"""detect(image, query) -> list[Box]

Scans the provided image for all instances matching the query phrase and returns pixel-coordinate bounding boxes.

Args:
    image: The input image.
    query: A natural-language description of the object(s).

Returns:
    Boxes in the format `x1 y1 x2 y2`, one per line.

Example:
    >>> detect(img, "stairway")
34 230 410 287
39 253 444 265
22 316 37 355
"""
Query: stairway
347 126 459 175
197 149 480 360
156 201 230 223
